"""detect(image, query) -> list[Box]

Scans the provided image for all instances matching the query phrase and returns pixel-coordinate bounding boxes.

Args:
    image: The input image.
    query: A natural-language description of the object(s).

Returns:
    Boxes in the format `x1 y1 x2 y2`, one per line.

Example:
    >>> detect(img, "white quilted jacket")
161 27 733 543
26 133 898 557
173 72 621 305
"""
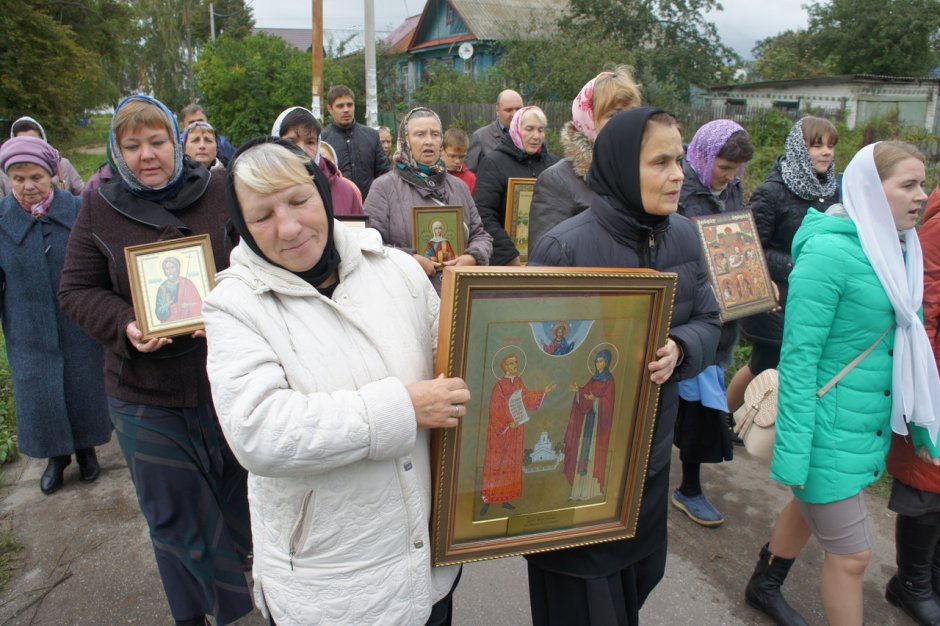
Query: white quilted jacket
204 224 459 624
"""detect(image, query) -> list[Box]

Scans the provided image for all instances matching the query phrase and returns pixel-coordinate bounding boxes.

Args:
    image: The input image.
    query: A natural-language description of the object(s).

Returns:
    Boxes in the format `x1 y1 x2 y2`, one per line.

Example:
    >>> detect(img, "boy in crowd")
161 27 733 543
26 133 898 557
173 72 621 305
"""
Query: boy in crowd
442 128 476 195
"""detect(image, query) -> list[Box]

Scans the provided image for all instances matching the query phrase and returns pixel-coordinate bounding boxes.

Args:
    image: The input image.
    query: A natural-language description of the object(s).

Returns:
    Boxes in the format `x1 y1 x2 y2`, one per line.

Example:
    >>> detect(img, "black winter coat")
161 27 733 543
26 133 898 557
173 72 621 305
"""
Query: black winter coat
473 137 558 265
321 121 391 200
742 157 839 344
677 160 744 219
526 195 720 575
677 160 744 365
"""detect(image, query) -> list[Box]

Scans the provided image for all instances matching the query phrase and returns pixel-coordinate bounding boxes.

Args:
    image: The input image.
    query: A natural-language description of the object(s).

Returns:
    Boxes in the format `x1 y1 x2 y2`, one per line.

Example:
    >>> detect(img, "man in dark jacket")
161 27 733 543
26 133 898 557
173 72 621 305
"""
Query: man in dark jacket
321 85 391 199
465 89 523 172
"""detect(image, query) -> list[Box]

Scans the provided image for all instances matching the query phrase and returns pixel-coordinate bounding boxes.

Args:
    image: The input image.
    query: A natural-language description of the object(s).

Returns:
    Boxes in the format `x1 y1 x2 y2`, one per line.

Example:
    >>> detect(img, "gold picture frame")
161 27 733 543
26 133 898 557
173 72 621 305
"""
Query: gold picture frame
431 266 676 566
412 206 465 268
124 234 217 340
336 215 370 230
504 177 537 264
693 210 776 322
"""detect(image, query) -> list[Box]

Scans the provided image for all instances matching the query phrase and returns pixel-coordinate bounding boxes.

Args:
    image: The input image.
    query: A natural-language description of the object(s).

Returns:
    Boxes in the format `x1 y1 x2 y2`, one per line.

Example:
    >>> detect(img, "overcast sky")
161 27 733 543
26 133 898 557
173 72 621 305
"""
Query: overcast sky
248 0 810 59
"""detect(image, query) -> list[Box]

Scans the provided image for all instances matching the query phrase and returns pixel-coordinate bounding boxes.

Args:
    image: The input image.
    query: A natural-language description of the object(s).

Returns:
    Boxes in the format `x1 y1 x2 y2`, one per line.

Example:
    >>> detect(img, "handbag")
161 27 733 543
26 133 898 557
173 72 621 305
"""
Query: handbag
733 325 892 463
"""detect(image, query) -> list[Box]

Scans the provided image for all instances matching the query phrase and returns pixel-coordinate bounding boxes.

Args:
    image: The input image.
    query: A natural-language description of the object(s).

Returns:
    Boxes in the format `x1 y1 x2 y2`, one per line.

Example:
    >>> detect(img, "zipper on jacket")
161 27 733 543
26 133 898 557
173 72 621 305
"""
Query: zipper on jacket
288 491 315 571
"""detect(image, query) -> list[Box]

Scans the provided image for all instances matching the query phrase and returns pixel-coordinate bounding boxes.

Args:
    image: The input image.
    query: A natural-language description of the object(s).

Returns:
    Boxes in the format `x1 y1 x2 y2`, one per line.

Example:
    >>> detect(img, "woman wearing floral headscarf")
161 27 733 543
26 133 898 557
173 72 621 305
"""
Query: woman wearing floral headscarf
364 107 492 291
58 95 252 626
729 117 840 413
528 67 642 249
474 105 558 265
672 120 755 528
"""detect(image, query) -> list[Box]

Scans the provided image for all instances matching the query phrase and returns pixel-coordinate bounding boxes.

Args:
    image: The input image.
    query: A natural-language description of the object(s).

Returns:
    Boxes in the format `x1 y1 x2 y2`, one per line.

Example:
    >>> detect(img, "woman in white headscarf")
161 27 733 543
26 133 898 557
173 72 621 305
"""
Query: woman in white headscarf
745 141 939 626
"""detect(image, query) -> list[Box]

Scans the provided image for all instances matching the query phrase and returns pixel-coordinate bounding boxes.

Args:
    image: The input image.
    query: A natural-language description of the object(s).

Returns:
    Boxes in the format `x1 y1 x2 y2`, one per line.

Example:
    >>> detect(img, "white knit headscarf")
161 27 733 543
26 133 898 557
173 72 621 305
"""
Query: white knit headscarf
842 142 940 442
271 106 321 166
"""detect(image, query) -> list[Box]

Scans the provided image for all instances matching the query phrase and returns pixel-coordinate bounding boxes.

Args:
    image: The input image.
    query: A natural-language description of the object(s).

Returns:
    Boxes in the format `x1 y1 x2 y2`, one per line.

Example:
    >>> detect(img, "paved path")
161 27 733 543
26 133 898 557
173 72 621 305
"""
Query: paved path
0 439 915 625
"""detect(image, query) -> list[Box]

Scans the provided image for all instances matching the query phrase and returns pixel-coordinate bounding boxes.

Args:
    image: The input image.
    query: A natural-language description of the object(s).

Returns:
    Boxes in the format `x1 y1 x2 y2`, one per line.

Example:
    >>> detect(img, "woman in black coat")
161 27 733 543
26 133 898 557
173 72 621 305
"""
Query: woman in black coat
727 116 839 412
474 106 558 265
527 107 720 626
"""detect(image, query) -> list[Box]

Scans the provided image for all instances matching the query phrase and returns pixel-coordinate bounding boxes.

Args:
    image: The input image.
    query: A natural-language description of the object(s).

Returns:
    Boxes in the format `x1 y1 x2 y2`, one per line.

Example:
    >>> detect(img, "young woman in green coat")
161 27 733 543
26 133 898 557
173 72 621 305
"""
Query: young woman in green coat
745 141 940 626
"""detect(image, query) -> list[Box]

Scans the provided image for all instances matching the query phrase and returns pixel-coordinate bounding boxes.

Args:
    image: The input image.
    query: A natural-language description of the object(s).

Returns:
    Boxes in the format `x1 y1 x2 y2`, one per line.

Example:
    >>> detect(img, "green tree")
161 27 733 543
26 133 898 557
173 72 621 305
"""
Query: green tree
40 0 143 105
191 0 254 41
752 30 835 81
560 0 739 105
806 0 940 76
0 0 106 138
196 33 311 144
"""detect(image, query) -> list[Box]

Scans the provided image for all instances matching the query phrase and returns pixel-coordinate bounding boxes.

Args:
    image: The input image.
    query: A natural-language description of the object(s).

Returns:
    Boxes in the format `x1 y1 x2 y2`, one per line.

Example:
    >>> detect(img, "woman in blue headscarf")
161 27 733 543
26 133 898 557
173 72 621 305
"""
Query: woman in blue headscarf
58 95 252 626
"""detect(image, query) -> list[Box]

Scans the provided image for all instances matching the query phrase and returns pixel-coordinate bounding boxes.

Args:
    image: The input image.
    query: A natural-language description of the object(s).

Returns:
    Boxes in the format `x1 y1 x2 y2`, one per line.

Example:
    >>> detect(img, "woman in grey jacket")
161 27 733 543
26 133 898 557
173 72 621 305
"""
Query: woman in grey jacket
364 107 492 292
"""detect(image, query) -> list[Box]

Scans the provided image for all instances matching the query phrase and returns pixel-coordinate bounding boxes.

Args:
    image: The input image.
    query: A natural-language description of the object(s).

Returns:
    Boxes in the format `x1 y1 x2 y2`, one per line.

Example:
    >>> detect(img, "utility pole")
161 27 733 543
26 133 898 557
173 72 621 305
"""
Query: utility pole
364 0 378 127
311 0 324 119
209 2 216 41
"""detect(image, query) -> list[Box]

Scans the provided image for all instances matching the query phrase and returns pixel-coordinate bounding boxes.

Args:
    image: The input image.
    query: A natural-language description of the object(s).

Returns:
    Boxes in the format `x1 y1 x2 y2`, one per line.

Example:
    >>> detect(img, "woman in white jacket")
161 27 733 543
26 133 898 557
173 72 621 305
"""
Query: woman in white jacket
203 137 466 625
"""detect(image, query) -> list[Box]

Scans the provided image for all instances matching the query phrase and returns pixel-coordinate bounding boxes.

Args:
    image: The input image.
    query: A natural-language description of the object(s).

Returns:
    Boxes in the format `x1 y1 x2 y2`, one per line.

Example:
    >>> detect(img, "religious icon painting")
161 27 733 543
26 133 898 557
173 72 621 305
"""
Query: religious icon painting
431 266 676 565
693 210 776 322
504 177 537 264
412 206 465 269
124 234 217 340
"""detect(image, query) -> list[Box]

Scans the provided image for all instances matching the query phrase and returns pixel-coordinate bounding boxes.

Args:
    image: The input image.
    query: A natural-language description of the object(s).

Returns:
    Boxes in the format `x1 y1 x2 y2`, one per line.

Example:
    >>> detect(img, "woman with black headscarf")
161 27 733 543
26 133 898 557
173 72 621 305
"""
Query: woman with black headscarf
203 137 465 625
527 107 720 625
58 95 252 626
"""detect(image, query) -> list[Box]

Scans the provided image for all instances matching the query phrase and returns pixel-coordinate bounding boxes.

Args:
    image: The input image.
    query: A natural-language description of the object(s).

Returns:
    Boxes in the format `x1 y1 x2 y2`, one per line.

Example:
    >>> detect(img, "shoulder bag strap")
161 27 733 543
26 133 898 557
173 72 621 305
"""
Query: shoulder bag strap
817 325 893 399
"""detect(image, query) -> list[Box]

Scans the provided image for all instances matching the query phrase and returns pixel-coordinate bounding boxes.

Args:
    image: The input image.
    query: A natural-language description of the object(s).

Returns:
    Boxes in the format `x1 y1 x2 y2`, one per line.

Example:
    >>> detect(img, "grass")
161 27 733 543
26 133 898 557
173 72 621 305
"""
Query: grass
0 523 22 593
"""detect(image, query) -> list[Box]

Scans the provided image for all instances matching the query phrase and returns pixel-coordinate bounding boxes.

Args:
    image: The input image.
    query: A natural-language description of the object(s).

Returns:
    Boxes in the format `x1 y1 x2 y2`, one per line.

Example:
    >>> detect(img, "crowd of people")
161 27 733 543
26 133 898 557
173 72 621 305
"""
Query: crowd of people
1 67 939 626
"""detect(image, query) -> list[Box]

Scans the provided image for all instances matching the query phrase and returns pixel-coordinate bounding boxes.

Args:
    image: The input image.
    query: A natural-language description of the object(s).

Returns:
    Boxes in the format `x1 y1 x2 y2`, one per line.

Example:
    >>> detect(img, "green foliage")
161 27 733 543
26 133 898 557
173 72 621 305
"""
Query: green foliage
413 61 495 104
560 0 740 106
197 33 312 145
752 30 835 81
0 524 22 594
137 0 255 113
0 0 107 140
0 334 17 465
807 0 940 76
42 0 143 106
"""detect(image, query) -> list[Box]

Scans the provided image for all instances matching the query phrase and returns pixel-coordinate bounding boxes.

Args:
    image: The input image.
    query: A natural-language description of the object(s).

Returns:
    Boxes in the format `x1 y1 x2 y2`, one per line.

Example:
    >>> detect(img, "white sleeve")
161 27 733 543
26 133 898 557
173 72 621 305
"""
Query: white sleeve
204 289 417 478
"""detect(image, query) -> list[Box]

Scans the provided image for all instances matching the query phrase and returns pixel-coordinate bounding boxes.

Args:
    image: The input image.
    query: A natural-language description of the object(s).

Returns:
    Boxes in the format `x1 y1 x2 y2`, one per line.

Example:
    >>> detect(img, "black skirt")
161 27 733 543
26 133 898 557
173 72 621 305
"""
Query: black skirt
673 398 733 464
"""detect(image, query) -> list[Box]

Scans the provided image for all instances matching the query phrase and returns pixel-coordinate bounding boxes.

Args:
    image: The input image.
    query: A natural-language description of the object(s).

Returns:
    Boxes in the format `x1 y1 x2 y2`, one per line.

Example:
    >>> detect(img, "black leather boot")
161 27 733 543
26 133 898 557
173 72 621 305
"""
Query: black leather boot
745 543 809 626
75 447 100 483
886 514 940 625
40 455 71 494
932 539 940 599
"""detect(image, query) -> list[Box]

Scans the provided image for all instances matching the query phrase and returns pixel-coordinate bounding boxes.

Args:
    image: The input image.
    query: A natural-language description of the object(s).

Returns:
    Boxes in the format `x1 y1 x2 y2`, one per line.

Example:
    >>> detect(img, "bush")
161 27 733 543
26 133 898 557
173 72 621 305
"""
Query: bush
0 334 17 464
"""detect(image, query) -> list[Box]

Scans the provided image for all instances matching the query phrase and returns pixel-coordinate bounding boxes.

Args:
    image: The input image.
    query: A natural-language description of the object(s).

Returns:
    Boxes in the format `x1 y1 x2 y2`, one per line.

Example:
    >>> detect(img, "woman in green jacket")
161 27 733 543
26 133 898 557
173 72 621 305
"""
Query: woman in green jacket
745 141 940 626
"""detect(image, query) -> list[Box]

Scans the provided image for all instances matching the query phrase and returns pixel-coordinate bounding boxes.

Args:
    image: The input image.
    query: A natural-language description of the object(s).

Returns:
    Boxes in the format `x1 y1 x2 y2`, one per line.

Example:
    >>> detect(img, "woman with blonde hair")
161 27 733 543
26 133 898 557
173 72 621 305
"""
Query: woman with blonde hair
205 137 465 624
528 67 642 249
745 141 939 626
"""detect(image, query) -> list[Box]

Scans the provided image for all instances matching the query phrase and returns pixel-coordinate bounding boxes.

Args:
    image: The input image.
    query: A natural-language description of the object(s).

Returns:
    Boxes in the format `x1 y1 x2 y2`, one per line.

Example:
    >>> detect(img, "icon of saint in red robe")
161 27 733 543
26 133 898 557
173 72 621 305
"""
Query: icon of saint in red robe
563 349 615 501
480 352 555 515
155 256 203 323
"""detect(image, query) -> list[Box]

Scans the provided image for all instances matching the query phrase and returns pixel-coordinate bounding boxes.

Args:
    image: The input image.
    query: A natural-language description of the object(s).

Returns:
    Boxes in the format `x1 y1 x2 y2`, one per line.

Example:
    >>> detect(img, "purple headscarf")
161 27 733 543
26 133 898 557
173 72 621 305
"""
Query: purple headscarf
0 136 60 176
509 106 545 152
686 120 746 191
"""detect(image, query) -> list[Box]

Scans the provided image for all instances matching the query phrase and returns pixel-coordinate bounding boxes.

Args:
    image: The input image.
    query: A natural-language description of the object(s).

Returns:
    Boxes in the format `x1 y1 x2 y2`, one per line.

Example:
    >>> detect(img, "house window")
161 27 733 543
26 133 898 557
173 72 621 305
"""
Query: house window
446 5 455 26
463 58 474 76
441 57 454 70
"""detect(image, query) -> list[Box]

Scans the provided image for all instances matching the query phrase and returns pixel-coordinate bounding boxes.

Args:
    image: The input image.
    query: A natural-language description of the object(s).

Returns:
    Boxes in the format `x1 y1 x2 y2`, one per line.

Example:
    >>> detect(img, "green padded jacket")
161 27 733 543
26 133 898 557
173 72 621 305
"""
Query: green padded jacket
770 208 896 503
